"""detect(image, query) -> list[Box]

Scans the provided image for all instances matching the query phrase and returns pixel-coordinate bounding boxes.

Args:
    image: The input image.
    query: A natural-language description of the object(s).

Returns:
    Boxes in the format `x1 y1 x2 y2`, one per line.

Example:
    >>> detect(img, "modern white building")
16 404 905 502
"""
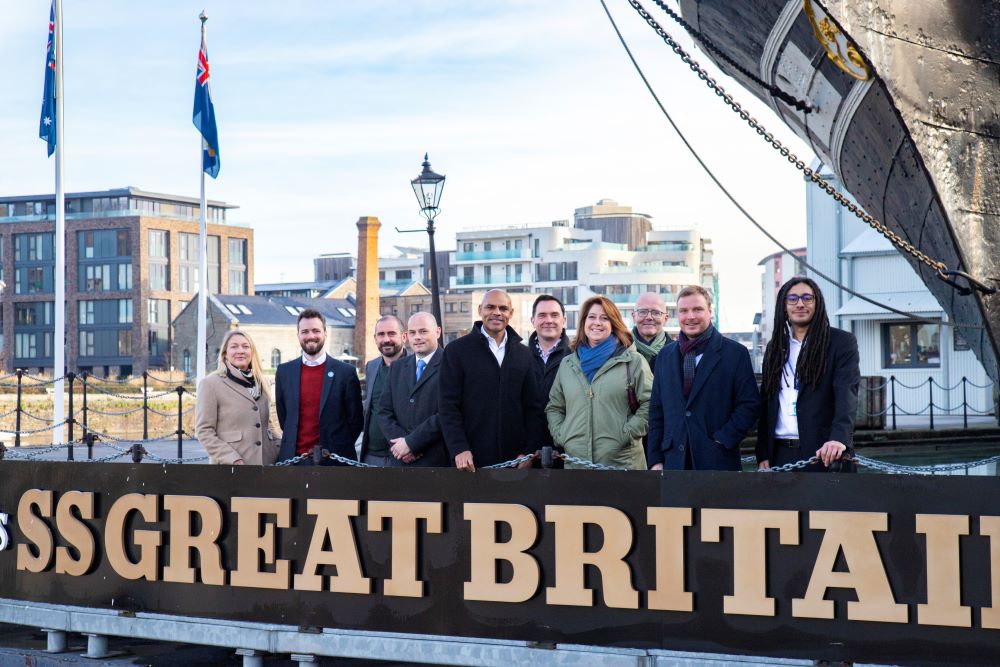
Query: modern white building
805 164 993 416
451 199 717 336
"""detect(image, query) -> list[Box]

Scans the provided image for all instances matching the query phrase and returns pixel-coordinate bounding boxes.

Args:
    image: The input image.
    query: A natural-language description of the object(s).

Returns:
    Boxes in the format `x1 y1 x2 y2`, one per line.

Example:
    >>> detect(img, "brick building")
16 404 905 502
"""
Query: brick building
0 187 252 376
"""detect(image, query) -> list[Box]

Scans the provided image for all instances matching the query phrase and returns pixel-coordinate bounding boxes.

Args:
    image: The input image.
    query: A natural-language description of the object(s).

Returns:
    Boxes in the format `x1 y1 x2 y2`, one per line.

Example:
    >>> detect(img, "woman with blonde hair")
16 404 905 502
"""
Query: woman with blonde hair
195 329 280 465
546 296 652 470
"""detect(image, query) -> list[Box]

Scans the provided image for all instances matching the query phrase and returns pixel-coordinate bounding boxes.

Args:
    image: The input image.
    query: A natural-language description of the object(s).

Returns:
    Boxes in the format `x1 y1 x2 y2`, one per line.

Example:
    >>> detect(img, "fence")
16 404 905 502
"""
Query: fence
858 375 998 430
0 369 200 462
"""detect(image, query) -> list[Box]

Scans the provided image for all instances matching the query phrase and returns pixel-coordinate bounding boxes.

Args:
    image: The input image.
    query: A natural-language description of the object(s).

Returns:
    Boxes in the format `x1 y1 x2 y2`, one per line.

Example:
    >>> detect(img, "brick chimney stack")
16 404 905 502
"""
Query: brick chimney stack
354 216 381 366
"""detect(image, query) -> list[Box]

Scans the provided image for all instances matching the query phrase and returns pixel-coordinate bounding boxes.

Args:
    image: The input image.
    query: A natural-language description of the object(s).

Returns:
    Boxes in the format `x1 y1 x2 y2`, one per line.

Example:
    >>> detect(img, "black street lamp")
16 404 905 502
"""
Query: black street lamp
410 153 446 328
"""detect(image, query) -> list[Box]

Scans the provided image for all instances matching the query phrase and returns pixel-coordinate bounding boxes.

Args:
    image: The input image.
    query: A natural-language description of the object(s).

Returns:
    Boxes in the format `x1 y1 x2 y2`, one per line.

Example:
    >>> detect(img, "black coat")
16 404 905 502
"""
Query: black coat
438 323 545 467
756 327 860 464
376 351 450 467
274 356 363 465
528 330 571 449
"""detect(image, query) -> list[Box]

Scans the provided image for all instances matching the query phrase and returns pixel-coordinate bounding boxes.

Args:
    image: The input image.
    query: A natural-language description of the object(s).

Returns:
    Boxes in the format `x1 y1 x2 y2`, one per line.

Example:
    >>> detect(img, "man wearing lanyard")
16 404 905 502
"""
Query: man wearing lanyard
756 276 860 472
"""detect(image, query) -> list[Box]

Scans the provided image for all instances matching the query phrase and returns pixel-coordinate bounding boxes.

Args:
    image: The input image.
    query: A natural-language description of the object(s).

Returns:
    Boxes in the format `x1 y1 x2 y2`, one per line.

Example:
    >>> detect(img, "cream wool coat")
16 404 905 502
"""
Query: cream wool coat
195 372 280 465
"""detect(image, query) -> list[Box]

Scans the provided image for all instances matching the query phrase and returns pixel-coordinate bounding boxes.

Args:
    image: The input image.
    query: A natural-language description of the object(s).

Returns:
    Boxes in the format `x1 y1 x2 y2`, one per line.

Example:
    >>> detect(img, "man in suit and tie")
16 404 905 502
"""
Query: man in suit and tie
756 276 860 472
378 311 449 466
647 285 759 471
275 309 363 465
359 315 407 466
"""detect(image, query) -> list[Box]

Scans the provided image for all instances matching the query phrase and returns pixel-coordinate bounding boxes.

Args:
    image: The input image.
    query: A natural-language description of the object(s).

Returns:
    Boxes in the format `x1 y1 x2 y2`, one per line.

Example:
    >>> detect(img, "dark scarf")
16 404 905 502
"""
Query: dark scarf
225 361 260 400
632 326 668 368
678 326 715 398
577 336 617 383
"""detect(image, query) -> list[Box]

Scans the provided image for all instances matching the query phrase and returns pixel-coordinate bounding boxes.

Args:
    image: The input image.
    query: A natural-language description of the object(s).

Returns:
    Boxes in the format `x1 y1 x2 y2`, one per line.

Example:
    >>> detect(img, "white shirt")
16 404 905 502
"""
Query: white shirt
775 331 803 439
480 326 508 366
301 351 328 367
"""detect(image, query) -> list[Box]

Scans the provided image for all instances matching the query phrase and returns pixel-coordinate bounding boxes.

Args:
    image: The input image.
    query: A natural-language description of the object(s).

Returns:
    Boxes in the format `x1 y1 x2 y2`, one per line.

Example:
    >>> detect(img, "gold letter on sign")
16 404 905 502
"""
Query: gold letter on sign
701 509 798 617
545 505 639 609
16 489 54 573
54 491 97 576
793 511 907 623
105 494 161 581
916 514 970 627
161 495 226 586
647 507 693 612
231 497 292 590
368 501 442 598
979 516 1000 629
293 499 371 594
464 503 539 603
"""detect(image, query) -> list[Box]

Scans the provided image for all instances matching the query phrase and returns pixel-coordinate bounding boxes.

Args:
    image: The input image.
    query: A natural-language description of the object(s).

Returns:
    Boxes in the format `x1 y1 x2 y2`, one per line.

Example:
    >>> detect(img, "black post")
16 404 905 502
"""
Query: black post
130 443 144 463
81 372 89 445
541 445 553 469
66 372 75 460
962 376 968 429
176 386 185 461
426 218 442 330
142 371 149 440
890 376 897 431
13 369 23 448
86 432 94 460
928 377 934 431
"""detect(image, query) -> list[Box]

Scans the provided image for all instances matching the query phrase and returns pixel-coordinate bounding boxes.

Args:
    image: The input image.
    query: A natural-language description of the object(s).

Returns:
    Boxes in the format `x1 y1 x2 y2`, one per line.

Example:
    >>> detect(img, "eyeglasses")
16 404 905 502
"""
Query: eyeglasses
634 309 665 318
785 294 815 305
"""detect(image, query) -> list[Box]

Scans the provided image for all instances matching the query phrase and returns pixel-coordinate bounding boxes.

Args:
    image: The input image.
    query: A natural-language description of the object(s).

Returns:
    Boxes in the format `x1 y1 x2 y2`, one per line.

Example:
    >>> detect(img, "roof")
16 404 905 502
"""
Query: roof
199 294 357 327
840 229 896 256
0 186 236 209
834 291 942 319
254 280 340 293
757 247 806 266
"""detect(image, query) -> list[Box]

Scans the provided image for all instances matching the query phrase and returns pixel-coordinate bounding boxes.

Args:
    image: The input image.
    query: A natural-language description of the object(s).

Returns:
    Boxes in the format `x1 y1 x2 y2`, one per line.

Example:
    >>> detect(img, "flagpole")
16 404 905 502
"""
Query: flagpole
52 0 66 445
195 10 209 386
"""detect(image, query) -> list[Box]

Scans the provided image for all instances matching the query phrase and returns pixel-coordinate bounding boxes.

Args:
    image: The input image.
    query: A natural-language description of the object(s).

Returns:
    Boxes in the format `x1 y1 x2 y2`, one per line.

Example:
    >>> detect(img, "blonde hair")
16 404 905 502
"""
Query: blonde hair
217 329 270 402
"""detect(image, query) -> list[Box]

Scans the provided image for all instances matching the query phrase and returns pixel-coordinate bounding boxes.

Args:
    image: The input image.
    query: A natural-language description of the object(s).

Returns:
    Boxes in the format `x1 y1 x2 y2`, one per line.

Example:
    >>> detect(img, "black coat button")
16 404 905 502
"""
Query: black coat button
685 410 691 417
255 441 261 446
252 406 258 411
255 423 260 428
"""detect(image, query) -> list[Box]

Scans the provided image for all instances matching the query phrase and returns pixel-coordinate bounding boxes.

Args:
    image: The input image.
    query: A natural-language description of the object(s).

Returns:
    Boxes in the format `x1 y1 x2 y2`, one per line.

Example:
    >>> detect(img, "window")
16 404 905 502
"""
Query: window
15 333 37 358
463 242 474 252
396 269 412 281
79 331 95 357
148 230 168 258
118 299 132 324
183 350 192 375
118 262 133 289
149 263 168 291
446 302 456 313
883 322 941 368
271 349 281 368
79 301 95 325
226 237 247 295
118 330 132 356
147 299 169 325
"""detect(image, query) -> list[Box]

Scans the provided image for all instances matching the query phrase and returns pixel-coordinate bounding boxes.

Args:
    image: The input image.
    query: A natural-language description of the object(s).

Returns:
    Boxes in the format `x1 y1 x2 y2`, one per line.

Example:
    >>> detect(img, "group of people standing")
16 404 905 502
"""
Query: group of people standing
195 275 859 473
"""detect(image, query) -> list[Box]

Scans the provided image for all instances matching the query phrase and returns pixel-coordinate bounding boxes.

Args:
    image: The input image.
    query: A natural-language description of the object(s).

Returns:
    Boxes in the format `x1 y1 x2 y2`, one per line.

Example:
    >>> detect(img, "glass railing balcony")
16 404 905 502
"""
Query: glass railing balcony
451 275 529 287
379 279 419 289
454 249 531 261
0 210 246 227
600 264 694 274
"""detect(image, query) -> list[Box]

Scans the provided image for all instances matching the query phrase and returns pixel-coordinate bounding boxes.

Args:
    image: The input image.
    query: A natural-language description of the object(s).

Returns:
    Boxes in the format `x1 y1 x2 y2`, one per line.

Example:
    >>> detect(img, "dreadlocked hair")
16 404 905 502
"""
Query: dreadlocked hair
761 276 830 396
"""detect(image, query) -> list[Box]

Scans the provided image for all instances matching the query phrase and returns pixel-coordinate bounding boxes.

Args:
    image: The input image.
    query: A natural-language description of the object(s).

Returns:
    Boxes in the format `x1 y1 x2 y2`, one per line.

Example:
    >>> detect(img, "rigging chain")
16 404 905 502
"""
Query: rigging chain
629 0 996 297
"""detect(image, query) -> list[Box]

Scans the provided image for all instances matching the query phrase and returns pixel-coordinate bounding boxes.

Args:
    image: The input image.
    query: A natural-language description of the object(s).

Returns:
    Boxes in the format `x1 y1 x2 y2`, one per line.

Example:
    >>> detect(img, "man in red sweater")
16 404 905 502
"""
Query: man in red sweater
275 309 363 465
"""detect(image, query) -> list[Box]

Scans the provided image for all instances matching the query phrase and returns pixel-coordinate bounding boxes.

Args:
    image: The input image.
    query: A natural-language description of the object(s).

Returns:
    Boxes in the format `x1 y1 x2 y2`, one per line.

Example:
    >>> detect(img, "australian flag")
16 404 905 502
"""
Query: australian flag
39 2 56 157
192 33 220 178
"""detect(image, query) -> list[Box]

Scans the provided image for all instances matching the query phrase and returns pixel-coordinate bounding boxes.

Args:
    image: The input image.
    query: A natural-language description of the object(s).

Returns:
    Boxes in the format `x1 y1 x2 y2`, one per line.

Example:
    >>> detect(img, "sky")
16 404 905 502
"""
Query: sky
0 0 815 331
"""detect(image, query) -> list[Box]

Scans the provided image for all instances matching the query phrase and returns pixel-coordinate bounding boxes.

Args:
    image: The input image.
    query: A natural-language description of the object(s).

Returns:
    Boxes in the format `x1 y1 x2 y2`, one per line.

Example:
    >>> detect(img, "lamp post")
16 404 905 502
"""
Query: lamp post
410 153 446 328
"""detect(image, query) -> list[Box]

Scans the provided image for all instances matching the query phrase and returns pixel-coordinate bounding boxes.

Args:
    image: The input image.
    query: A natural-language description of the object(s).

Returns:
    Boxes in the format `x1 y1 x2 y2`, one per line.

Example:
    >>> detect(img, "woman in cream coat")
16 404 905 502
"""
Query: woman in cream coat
195 330 280 465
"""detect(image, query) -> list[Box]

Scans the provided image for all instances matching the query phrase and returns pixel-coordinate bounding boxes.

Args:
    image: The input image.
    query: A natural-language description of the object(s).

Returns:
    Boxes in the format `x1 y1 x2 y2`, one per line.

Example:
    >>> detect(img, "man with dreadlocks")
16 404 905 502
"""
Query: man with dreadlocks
756 277 860 472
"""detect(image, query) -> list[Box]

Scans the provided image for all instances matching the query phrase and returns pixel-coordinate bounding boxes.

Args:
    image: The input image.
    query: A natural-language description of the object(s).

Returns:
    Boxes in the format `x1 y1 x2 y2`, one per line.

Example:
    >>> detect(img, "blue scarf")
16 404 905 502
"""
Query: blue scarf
578 336 617 383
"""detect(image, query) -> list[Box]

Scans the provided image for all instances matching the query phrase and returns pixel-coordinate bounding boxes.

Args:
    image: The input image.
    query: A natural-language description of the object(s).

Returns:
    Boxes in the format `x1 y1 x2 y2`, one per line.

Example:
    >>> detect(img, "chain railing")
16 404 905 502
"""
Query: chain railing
884 375 998 430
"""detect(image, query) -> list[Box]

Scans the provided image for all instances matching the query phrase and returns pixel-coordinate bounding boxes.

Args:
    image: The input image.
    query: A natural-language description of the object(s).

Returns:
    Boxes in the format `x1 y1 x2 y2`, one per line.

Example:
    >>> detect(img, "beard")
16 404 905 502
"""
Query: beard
380 341 402 358
300 339 324 354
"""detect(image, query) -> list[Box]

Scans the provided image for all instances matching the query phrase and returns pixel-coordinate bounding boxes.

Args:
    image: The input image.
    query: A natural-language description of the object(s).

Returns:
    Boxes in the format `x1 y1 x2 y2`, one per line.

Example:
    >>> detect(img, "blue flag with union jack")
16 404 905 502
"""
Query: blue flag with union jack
192 32 220 178
39 2 56 157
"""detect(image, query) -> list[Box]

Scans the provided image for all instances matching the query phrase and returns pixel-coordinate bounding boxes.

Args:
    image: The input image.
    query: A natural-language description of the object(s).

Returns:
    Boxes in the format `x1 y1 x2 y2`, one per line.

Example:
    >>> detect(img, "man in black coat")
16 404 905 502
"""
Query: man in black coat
439 289 545 471
275 309 363 465
527 294 570 465
756 277 860 472
378 312 449 467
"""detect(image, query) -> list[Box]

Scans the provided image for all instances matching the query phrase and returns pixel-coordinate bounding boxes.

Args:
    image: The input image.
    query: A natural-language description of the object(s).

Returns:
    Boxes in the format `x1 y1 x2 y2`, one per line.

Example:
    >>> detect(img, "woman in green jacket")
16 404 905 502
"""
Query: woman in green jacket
546 296 653 470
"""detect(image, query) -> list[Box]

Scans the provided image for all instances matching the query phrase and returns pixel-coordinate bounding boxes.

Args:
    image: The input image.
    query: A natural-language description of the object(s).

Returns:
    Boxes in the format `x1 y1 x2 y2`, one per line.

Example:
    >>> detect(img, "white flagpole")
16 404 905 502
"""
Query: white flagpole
195 12 209 385
52 0 66 445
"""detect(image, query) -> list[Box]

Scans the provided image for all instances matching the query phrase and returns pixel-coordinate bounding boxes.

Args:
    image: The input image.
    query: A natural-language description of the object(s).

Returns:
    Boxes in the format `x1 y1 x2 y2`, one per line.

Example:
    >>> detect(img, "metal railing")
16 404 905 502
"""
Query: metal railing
867 375 998 430
0 369 197 461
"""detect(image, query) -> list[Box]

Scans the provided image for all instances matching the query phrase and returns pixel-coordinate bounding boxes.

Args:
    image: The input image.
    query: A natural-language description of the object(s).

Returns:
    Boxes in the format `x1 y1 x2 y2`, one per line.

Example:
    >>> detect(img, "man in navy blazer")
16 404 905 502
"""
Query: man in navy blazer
275 309 363 465
378 312 449 466
647 285 759 471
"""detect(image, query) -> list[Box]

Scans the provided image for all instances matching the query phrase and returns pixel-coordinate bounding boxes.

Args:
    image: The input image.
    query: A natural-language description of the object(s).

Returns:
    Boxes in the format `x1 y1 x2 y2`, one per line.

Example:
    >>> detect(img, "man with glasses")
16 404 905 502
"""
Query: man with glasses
756 277 860 472
439 289 544 471
631 292 672 370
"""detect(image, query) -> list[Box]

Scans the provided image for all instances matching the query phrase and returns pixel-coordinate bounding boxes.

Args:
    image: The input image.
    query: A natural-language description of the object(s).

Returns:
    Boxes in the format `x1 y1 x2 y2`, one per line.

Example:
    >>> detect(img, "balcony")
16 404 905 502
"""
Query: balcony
379 279 419 289
454 248 531 262
451 275 529 288
601 264 694 274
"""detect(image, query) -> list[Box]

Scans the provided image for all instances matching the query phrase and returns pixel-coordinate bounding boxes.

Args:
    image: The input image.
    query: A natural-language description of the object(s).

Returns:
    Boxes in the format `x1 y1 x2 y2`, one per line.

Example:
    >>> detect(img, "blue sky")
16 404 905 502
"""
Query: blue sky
1 1 814 330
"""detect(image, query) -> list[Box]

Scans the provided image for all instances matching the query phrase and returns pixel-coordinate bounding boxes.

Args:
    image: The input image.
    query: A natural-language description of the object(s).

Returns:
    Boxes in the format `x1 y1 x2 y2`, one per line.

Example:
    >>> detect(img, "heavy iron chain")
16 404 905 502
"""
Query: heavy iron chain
484 452 539 469
556 452 629 471
854 453 1000 475
625 0 983 290
761 456 820 472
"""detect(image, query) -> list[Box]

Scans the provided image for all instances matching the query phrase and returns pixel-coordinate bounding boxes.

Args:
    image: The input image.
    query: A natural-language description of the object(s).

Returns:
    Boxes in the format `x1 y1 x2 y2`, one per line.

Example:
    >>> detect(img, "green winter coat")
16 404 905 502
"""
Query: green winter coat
545 344 652 470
